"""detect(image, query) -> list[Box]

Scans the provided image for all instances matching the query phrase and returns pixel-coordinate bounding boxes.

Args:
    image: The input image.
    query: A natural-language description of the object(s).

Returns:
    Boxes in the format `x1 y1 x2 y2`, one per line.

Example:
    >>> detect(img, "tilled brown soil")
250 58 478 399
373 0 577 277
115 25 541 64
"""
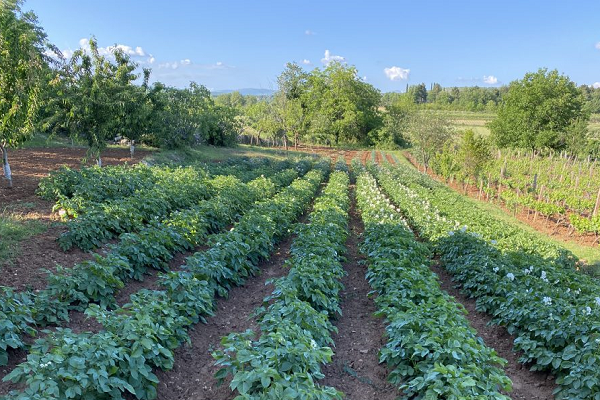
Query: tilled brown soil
430 264 556 399
384 153 396 165
320 187 400 399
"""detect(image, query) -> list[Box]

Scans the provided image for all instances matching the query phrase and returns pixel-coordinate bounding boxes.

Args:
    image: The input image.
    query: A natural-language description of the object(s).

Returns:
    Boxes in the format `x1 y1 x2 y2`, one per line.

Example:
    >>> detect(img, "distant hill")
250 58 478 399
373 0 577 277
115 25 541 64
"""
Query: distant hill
212 88 276 96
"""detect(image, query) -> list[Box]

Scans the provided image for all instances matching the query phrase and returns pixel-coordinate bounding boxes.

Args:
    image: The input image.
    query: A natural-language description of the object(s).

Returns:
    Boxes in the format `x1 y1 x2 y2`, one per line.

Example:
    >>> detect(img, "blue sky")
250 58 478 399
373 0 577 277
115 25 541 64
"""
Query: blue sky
27 0 600 92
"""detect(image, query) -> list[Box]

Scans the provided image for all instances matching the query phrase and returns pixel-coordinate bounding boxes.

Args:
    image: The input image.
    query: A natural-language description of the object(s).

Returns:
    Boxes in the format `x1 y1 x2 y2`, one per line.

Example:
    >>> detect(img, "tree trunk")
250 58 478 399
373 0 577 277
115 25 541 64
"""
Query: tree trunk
1 146 13 188
294 132 298 150
97 155 102 167
130 140 135 158
283 135 288 151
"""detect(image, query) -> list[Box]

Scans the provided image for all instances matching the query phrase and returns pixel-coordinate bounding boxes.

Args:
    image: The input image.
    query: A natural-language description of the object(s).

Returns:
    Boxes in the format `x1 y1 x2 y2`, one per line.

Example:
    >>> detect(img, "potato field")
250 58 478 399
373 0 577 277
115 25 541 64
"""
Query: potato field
1 147 598 400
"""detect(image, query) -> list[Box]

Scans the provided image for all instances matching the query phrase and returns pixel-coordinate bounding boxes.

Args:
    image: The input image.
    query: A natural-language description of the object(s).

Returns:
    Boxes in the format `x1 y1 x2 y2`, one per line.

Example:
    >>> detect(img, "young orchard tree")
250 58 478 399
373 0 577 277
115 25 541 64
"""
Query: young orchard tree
55 37 139 166
0 0 54 187
408 112 454 171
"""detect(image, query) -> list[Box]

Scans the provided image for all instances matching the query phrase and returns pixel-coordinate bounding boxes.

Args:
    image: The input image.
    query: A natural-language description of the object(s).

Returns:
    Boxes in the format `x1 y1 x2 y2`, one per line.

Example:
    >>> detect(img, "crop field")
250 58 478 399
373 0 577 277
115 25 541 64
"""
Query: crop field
2 146 599 400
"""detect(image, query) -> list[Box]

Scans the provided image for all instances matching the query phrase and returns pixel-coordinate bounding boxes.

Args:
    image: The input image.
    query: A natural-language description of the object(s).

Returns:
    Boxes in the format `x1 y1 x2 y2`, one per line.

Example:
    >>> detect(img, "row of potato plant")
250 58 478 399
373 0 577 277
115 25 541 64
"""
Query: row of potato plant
50 158 301 251
372 162 600 399
56 167 214 251
373 162 575 265
213 169 350 400
0 166 301 367
37 157 293 206
353 163 512 399
1 164 328 400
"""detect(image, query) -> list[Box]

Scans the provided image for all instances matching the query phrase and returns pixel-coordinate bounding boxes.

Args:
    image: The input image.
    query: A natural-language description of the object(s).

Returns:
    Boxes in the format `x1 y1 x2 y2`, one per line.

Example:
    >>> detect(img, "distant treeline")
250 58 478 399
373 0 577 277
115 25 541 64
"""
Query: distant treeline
380 83 600 114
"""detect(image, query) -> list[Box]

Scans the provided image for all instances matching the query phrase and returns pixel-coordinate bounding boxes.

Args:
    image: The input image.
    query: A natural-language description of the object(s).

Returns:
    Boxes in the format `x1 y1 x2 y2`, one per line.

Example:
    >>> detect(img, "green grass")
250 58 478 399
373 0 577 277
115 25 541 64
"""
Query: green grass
0 211 46 267
143 144 315 166
18 133 87 149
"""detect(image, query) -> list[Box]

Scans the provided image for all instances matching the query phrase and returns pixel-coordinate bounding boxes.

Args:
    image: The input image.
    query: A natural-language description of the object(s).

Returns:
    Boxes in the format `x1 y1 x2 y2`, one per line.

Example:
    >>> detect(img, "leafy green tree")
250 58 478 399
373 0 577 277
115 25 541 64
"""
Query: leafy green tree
428 83 443 103
408 83 427 104
113 68 153 157
373 98 414 148
276 63 309 148
0 0 53 187
150 82 239 148
489 68 588 151
408 112 453 170
244 100 277 145
53 37 140 165
456 129 491 183
303 62 382 146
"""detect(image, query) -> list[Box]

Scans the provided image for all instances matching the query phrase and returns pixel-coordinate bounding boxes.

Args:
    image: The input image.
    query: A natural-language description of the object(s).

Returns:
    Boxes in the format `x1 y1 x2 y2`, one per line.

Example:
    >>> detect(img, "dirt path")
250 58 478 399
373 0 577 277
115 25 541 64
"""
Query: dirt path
320 187 400 399
430 264 556 399
374 151 383 165
152 226 297 400
384 153 395 165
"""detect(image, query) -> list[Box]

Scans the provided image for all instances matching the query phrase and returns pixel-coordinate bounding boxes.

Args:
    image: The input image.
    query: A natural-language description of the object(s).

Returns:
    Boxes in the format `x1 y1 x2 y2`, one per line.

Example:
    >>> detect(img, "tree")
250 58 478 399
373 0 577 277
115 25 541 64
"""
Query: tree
54 37 140 165
0 0 53 187
456 129 491 183
303 62 382 146
408 112 453 170
408 83 427 104
489 68 589 152
373 97 414 148
276 63 309 148
113 68 153 157
244 100 280 145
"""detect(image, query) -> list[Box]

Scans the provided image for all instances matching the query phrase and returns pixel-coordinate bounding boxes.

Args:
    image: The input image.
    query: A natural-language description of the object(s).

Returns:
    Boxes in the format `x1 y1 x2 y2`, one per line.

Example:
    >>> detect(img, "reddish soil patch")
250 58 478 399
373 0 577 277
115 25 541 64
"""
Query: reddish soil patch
361 151 370 165
0 147 150 290
374 150 383 165
320 187 400 399
384 153 395 165
402 152 600 254
279 145 365 166
430 263 556 400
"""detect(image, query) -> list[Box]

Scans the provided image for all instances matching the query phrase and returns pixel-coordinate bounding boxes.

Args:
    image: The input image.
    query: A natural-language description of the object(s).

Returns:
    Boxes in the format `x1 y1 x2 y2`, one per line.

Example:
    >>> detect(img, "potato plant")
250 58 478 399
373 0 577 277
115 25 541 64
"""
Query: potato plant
372 161 600 399
2 162 328 399
354 164 512 399
213 170 350 399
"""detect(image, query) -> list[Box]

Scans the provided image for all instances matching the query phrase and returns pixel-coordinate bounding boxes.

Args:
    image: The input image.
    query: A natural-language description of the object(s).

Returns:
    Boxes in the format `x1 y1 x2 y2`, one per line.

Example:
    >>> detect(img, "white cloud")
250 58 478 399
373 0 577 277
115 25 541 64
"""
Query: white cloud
593 82 600 89
305 30 316 36
74 38 155 65
384 66 410 81
595 42 600 50
302 59 311 65
44 48 73 59
483 75 498 84
157 60 233 71
321 49 345 65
